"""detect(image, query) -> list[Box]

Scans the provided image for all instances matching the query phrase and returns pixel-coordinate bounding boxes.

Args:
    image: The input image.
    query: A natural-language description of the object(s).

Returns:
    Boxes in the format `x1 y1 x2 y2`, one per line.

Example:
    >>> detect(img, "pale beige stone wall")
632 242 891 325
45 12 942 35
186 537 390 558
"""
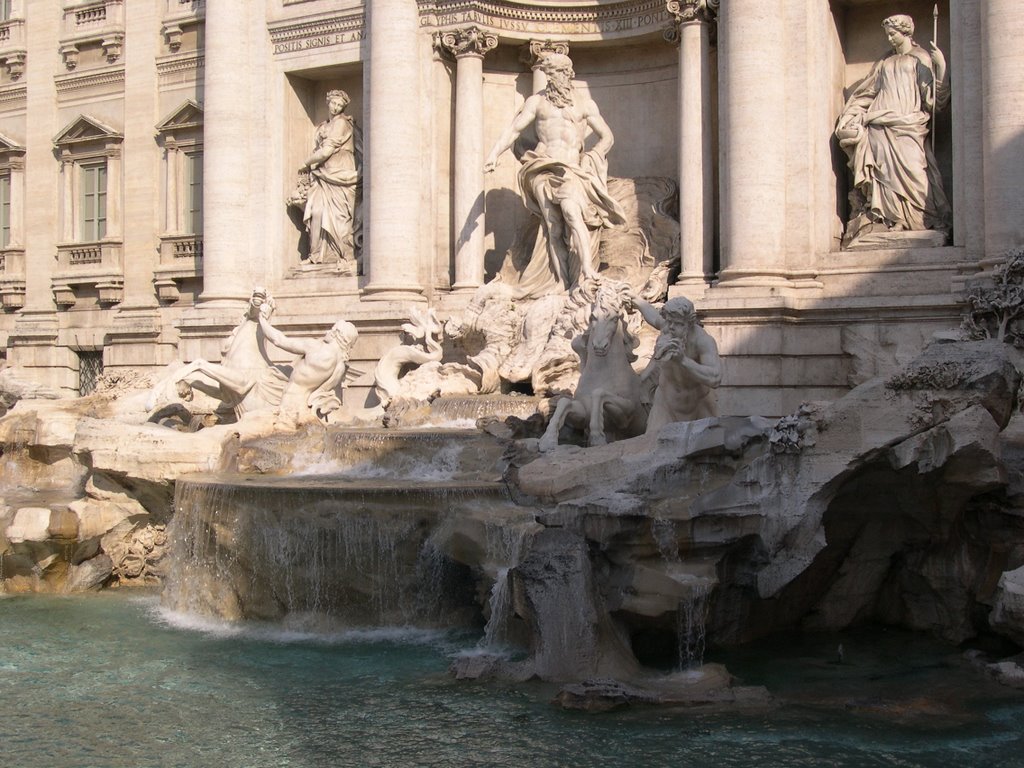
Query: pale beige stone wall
0 1 1018 415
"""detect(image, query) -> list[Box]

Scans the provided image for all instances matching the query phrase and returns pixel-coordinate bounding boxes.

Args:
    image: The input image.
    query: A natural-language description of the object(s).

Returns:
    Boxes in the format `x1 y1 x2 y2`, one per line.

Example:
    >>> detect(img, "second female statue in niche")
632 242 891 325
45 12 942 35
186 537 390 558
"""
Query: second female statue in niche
836 13 951 249
290 89 363 271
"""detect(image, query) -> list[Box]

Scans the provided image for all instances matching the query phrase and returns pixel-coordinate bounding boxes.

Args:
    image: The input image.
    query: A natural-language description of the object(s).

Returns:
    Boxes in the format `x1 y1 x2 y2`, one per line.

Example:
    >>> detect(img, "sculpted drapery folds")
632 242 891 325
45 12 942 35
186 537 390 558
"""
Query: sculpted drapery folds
485 53 627 297
299 89 362 270
836 13 951 248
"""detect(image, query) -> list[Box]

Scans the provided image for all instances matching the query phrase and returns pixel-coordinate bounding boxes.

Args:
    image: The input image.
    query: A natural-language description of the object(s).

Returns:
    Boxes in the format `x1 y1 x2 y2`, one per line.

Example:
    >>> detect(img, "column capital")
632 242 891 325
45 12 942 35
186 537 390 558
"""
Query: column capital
435 26 498 60
520 39 570 69
664 1 718 42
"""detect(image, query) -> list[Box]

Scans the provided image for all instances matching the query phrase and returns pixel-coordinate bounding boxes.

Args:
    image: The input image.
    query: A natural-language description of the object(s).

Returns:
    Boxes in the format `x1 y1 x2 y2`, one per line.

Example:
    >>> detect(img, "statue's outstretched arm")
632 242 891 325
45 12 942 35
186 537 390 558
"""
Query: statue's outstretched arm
258 313 313 357
485 96 539 171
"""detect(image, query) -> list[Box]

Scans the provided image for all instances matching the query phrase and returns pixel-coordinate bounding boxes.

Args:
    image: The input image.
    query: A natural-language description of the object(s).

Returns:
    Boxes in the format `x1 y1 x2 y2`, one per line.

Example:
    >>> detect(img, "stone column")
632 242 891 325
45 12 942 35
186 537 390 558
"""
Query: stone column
982 1 1024 257
667 2 715 287
199 0 253 304
438 27 497 292
523 40 569 94
363 0 425 300
716 0 788 285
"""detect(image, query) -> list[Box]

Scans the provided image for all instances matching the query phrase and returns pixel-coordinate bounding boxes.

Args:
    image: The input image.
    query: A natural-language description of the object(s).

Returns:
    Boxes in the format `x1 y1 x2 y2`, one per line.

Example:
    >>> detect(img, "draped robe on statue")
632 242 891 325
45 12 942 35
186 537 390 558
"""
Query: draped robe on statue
304 114 362 264
838 44 950 244
510 147 627 298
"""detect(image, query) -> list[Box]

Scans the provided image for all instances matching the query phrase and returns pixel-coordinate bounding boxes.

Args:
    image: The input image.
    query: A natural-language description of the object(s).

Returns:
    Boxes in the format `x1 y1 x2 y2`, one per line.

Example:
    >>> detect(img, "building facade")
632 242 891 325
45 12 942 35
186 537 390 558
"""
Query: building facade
0 0 1021 417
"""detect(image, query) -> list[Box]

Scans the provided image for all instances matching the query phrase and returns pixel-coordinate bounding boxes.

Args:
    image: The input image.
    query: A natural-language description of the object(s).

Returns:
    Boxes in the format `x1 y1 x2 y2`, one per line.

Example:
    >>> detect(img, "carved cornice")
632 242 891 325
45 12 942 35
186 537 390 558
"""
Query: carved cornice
54 66 125 97
419 0 676 41
435 26 498 59
156 52 203 83
0 83 27 107
267 10 365 55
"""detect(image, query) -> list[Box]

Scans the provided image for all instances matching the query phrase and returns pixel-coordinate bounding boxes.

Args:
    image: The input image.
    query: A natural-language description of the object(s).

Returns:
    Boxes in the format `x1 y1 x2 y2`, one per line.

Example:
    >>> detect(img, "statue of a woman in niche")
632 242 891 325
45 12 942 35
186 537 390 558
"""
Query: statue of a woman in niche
835 14 951 249
291 89 362 271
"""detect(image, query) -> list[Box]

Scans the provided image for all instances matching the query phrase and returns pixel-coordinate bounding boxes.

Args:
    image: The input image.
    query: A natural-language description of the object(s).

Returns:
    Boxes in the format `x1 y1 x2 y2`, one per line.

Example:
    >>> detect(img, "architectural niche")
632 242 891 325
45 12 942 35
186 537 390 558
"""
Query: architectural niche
52 114 124 308
0 131 25 310
154 100 204 303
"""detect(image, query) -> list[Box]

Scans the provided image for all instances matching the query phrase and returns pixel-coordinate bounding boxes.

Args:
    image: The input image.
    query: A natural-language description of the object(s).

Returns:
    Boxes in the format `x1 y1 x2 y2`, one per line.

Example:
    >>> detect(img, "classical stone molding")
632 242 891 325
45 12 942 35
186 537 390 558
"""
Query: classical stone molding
54 65 125 97
267 10 365 55
419 0 677 41
436 26 498 59
53 114 122 151
0 83 26 107
156 53 204 85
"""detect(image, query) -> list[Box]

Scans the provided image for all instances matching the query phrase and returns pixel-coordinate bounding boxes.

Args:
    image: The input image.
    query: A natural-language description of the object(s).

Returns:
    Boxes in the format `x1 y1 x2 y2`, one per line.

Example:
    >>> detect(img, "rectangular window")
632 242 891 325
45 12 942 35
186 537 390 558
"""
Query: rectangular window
78 350 104 396
0 1 11 23
0 173 10 248
80 162 107 241
185 151 203 235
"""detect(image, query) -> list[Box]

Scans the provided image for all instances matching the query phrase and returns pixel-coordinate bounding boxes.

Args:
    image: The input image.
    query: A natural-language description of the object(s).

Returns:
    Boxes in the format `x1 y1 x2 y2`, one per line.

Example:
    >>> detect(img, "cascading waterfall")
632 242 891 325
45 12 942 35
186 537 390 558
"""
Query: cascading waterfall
481 567 514 649
677 583 711 670
163 475 502 629
479 519 534 652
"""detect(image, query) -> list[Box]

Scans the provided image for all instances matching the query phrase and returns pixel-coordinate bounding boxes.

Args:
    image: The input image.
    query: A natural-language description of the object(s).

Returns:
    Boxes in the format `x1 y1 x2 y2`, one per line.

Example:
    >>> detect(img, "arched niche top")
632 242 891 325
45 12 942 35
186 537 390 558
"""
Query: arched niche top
419 0 679 44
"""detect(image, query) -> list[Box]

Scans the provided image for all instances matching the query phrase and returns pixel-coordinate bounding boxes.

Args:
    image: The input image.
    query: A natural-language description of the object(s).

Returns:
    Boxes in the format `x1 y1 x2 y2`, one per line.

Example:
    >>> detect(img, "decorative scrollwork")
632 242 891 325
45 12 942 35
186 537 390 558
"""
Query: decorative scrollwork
666 0 718 24
436 26 498 59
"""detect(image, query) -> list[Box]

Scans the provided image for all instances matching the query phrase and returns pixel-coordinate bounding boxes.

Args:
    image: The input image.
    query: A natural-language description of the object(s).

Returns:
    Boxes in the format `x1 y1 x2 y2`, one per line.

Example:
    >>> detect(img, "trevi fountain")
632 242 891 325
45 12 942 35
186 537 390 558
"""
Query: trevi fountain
2 1 1024 766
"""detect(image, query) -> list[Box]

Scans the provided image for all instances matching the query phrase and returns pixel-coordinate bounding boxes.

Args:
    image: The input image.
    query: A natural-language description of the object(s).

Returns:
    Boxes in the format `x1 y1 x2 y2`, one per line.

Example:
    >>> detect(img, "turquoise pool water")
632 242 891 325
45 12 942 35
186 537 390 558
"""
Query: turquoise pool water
2 591 1023 768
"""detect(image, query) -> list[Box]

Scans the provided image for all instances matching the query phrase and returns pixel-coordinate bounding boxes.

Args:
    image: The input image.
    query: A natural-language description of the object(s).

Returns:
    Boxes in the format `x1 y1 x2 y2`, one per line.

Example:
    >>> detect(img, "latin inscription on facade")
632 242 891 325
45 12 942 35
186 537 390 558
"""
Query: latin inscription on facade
424 9 673 36
273 30 365 55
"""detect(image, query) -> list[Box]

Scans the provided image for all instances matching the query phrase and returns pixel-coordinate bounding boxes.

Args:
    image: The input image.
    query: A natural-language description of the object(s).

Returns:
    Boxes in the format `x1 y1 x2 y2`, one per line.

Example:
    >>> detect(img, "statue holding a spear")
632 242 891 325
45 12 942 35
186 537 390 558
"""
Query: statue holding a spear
835 7 951 249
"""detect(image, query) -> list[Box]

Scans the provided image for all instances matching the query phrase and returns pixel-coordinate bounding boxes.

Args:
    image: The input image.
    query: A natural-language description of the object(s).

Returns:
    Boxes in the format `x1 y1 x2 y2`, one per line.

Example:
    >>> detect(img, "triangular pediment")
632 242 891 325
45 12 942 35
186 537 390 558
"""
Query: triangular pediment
0 131 25 155
53 115 123 148
156 100 204 133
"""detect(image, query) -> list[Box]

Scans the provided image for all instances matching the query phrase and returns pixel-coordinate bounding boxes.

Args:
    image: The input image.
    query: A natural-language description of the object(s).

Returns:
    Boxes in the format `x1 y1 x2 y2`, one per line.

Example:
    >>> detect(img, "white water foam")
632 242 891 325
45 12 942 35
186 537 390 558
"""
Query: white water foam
294 441 467 481
151 603 460 648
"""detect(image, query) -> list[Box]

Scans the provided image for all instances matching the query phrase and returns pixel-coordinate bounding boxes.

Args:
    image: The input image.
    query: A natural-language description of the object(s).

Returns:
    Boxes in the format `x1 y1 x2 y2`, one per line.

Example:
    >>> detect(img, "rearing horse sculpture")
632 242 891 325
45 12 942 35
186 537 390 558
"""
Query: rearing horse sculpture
538 284 647 452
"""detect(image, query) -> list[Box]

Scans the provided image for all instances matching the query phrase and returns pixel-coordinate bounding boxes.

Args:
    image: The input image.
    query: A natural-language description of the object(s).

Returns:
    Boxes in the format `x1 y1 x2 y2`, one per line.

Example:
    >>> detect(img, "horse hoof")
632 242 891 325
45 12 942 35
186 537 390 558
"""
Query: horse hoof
538 436 557 453
589 433 607 447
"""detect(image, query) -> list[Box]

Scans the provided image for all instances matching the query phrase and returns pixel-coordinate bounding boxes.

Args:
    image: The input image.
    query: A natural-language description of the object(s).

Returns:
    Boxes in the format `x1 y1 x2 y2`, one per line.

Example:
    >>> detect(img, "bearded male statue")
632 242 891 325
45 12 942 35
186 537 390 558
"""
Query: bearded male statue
484 53 626 296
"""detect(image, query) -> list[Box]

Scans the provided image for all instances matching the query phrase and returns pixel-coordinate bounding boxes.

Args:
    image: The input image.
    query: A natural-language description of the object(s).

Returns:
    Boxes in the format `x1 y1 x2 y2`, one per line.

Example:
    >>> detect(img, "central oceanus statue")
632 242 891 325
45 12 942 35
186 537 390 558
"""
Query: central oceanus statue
538 283 647 451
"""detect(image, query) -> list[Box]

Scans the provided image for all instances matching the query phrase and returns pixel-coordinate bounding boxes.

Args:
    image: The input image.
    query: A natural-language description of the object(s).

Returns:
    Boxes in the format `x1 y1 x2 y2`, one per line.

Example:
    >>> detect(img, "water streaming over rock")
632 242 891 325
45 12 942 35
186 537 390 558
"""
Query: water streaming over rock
479 519 536 651
163 475 504 629
677 582 711 670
